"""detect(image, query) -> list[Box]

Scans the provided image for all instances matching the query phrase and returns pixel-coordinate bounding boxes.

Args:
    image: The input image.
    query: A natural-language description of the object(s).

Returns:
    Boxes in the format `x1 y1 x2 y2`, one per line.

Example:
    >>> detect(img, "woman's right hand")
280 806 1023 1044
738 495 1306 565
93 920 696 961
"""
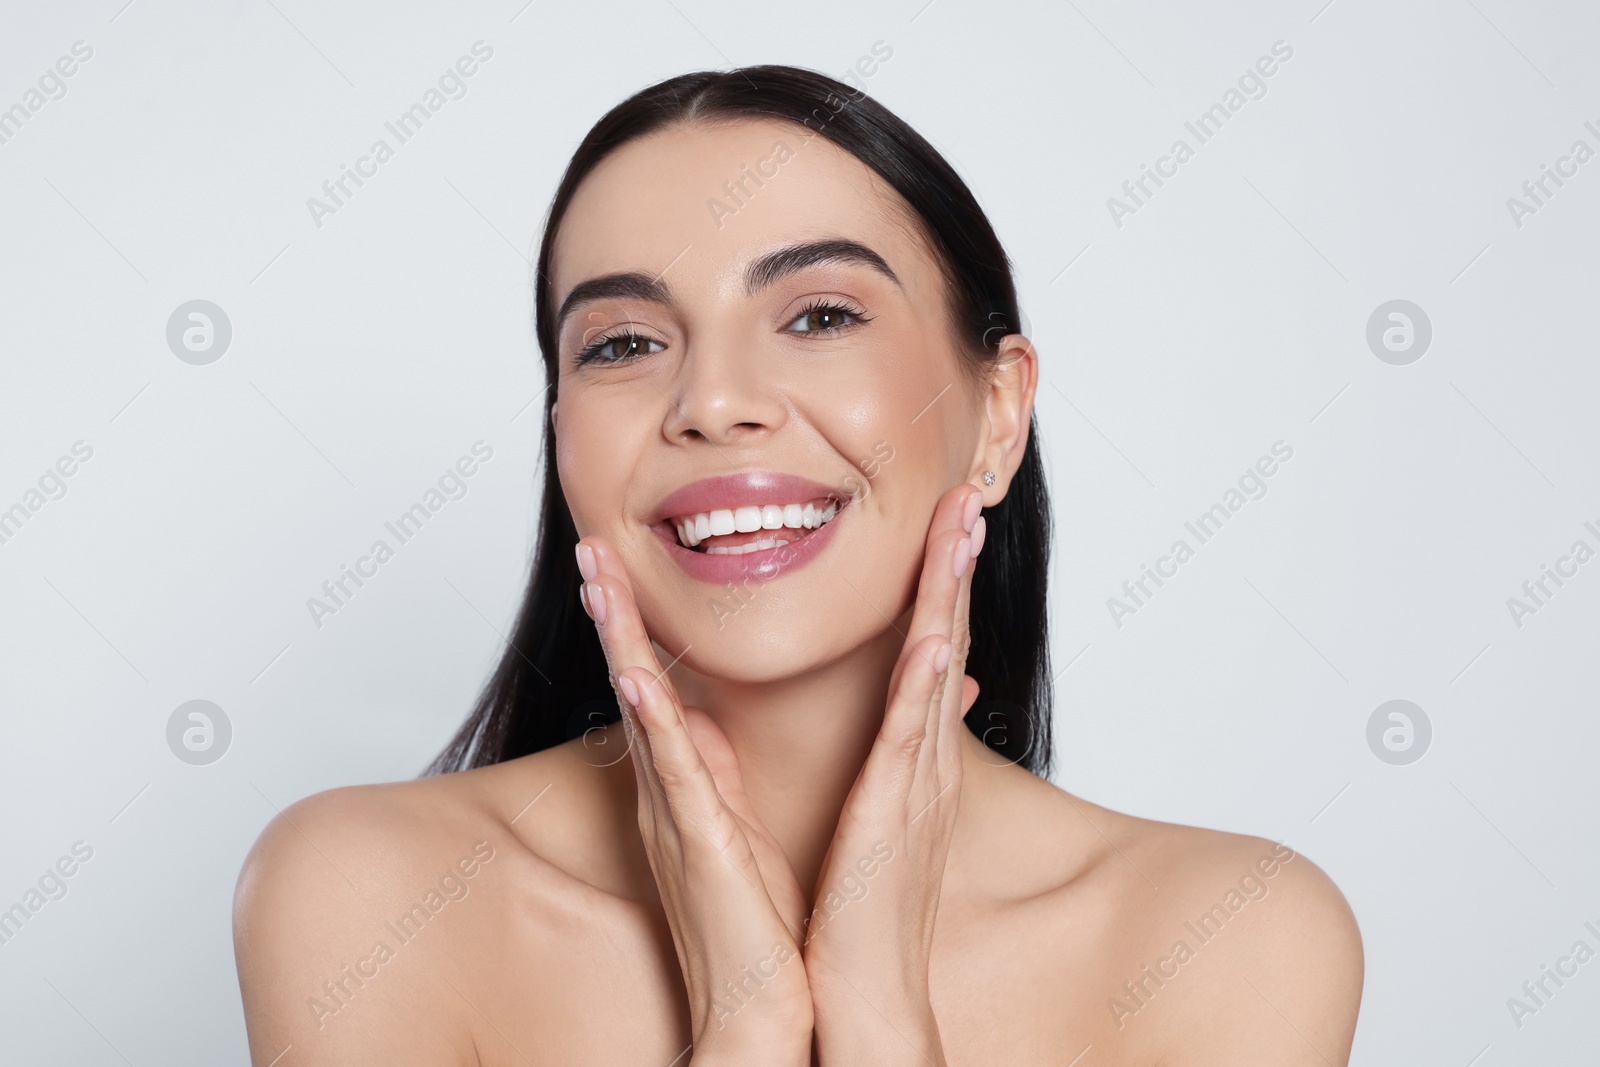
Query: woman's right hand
576 537 814 1066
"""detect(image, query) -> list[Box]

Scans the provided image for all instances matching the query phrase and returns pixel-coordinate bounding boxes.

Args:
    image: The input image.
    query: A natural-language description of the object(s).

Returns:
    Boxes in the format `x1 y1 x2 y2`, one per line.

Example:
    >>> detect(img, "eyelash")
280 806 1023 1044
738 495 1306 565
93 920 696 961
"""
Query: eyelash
573 300 872 367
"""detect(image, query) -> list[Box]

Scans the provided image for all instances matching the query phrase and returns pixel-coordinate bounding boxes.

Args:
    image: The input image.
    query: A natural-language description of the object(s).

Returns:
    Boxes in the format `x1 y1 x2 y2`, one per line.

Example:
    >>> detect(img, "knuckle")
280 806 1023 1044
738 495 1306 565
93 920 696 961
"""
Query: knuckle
653 762 690 790
882 722 927 760
698 806 741 854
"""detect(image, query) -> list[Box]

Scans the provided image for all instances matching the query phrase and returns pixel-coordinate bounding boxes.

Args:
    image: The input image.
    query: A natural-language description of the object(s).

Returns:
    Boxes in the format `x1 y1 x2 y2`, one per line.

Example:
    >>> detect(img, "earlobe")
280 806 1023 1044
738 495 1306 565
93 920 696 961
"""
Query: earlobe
974 334 1038 504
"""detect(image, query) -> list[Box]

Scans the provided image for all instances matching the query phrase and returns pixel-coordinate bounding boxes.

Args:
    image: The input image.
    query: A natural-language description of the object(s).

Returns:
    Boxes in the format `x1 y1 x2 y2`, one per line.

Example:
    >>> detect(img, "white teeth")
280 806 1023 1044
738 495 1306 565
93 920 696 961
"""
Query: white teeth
669 498 842 549
705 534 799 555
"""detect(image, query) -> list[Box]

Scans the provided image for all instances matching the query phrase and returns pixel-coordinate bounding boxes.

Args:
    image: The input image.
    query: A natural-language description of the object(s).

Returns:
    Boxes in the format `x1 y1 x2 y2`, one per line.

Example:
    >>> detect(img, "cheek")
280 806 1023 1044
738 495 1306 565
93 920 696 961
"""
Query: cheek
790 337 959 468
554 396 638 537
803 353 970 511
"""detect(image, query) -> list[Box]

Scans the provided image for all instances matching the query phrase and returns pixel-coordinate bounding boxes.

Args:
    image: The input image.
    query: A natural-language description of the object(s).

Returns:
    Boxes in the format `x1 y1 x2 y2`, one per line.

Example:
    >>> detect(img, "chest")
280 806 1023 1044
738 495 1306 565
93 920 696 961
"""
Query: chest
461 888 1167 1066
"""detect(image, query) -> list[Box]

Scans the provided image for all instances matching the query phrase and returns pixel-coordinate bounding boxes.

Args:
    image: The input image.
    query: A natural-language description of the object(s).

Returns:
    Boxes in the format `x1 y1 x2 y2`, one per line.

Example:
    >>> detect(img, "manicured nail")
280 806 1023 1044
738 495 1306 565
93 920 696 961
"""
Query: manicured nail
933 640 954 674
618 674 640 708
952 537 971 577
961 490 982 533
576 543 597 582
585 583 607 627
970 515 986 559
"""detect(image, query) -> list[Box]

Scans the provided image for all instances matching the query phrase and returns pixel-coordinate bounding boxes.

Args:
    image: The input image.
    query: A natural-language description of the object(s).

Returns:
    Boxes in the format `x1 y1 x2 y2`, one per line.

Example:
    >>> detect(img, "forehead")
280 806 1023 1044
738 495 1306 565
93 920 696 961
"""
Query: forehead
550 117 934 304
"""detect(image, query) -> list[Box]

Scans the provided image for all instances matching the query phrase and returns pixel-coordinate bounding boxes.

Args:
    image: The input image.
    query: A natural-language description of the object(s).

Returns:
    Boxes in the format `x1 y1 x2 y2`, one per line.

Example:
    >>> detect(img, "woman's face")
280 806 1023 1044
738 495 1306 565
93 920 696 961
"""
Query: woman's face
550 117 990 681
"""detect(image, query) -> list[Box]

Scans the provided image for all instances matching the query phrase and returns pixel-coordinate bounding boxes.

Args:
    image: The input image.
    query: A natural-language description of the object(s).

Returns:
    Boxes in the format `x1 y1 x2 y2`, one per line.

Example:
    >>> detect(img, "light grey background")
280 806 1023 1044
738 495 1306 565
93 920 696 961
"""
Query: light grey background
2 0 1596 1062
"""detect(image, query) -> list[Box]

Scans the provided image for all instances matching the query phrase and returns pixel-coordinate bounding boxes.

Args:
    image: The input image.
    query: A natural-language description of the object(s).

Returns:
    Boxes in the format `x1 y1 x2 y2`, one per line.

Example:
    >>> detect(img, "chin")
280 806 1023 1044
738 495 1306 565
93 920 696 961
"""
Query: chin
632 562 899 687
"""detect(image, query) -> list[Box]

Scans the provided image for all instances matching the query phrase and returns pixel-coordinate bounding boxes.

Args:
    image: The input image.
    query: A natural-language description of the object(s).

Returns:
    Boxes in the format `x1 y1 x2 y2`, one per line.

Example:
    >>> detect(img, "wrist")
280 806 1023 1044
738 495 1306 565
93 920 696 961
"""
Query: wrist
690 1008 812 1067
811 984 944 1066
685 944 815 1064
690 1031 812 1067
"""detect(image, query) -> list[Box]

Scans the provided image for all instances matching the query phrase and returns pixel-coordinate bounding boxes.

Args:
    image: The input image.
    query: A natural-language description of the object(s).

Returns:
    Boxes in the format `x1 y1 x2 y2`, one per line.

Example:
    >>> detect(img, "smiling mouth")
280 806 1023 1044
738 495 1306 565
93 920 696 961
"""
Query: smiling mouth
667 495 843 554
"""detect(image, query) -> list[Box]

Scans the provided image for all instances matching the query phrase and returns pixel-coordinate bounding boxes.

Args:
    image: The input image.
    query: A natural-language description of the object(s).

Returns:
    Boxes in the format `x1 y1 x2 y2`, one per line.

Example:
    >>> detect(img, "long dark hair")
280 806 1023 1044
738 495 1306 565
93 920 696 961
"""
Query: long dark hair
426 65 1054 778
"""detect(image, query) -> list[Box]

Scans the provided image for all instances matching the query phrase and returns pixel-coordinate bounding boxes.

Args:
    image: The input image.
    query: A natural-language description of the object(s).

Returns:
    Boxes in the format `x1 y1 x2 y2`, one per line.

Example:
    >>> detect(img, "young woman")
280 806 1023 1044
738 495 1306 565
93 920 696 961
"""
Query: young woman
234 65 1363 1065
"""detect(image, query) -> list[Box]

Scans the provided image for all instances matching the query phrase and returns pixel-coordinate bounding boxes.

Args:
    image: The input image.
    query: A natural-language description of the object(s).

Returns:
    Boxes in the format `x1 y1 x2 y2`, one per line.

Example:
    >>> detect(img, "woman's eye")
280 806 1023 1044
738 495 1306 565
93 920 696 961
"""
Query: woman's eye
577 333 664 364
786 302 867 334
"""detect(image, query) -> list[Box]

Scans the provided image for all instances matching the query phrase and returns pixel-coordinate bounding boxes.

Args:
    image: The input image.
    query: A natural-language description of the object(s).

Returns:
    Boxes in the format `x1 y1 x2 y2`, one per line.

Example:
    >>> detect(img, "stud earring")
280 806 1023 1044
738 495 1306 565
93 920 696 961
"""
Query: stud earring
982 470 996 485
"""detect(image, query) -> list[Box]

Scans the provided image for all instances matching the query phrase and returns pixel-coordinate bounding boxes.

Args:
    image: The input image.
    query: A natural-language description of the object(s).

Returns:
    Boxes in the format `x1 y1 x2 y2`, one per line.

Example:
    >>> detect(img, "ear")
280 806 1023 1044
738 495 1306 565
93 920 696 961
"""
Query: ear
969 334 1038 507
551 400 559 434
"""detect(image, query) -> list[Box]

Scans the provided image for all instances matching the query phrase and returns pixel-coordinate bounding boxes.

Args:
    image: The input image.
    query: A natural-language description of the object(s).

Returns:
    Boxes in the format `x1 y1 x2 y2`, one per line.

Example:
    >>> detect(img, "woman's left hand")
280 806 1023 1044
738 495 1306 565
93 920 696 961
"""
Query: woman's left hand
801 481 986 1066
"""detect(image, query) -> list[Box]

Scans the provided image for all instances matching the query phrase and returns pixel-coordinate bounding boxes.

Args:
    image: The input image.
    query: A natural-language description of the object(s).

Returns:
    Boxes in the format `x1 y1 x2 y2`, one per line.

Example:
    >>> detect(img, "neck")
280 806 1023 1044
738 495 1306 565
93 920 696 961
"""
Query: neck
660 621 907 894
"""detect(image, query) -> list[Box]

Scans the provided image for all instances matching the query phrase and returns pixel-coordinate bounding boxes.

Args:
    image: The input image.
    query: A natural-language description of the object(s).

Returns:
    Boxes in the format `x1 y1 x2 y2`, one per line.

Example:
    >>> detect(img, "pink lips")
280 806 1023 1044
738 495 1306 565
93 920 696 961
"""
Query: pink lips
651 471 843 523
650 470 849 585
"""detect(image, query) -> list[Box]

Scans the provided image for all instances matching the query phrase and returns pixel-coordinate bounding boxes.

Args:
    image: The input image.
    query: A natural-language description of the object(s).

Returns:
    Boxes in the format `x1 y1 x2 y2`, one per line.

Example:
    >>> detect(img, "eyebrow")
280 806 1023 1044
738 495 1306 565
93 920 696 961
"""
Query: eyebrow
554 238 901 337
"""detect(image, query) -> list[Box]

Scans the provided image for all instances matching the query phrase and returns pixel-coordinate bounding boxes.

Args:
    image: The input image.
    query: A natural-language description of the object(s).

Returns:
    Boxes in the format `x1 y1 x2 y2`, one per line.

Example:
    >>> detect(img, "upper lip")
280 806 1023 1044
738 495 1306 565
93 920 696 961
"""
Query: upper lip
651 471 846 523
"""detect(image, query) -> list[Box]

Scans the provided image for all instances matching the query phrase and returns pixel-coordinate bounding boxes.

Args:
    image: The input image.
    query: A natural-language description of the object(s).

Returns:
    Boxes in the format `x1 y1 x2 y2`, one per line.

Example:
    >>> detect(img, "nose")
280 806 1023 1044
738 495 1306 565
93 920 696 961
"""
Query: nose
661 332 788 447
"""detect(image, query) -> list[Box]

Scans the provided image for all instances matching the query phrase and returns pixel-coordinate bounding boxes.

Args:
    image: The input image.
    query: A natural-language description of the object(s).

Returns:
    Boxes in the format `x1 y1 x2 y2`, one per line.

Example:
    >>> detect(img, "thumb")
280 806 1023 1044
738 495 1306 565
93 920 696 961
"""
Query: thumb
679 706 748 807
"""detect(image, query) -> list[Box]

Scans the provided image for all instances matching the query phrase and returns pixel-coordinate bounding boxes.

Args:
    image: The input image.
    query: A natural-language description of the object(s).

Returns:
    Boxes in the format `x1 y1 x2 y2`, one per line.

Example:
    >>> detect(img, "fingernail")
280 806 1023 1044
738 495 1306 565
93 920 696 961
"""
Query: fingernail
970 515 987 559
586 583 607 627
578 581 594 620
961 491 982 533
953 537 971 577
933 640 954 674
618 674 640 708
576 543 597 582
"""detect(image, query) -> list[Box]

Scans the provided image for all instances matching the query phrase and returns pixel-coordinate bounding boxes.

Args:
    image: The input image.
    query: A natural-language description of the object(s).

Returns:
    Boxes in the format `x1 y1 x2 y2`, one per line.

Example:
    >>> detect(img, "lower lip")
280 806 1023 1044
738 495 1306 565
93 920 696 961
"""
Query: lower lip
655 504 847 585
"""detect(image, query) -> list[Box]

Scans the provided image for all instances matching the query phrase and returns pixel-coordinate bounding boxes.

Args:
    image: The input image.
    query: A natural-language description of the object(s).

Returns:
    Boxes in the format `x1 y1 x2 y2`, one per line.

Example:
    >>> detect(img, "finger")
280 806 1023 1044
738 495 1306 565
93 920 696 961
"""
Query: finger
843 632 953 849
886 484 978 774
579 536 687 708
682 706 808 936
872 632 954 778
576 537 693 732
623 671 785 917
933 511 982 758
888 483 982 693
616 685 660 817
680 705 748 809
574 538 678 824
620 665 754 864
614 673 700 883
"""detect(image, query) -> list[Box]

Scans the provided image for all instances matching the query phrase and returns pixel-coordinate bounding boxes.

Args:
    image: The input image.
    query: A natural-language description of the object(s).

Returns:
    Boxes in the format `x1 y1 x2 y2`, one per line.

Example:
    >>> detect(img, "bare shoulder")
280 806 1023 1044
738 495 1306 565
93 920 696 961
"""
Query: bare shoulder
1136 818 1360 1061
1033 782 1363 1064
232 769 490 1064
231 742 585 1064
